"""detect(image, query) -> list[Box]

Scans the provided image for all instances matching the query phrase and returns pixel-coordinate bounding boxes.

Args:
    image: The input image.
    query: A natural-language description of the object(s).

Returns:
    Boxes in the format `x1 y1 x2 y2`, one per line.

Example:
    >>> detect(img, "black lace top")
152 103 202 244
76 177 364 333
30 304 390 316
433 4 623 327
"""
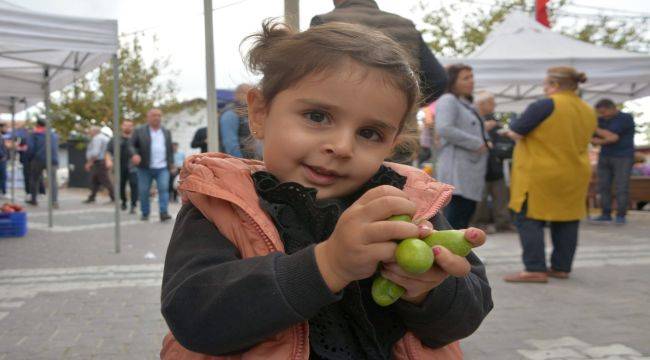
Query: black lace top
252 165 408 360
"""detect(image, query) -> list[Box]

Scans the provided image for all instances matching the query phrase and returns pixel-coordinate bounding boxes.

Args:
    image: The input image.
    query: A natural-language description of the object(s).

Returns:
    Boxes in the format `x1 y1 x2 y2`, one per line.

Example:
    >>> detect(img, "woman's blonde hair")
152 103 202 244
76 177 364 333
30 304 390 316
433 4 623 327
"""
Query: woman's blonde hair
546 66 587 90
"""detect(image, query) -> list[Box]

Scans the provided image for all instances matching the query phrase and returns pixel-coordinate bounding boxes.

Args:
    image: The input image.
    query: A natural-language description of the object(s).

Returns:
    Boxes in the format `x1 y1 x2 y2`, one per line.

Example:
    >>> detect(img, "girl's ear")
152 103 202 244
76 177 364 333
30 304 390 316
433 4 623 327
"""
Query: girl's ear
247 88 267 140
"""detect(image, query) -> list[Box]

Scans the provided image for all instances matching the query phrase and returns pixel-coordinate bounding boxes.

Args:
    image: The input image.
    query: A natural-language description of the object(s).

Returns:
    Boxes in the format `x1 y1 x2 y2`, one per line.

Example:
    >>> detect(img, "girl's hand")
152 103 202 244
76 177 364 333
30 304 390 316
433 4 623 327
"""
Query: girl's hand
380 227 486 304
315 185 420 293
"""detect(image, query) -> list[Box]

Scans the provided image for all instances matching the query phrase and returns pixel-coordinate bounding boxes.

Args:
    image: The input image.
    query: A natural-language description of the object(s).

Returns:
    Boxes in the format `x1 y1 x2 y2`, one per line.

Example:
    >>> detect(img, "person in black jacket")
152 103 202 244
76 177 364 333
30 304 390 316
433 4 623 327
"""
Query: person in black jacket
107 119 138 213
189 127 208 153
130 109 174 222
311 0 448 105
471 91 515 233
25 119 59 207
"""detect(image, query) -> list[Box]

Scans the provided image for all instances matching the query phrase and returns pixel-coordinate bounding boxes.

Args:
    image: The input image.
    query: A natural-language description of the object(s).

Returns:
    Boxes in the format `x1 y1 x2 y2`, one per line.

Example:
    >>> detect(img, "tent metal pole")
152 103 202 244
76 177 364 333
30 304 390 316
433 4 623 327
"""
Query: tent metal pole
284 0 300 30
112 54 121 254
9 97 16 204
43 66 53 228
204 0 218 152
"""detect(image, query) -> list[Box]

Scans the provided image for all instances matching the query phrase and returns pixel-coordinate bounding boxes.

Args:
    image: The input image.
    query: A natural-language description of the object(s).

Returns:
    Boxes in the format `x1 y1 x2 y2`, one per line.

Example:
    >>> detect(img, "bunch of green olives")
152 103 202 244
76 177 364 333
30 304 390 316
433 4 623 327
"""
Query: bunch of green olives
371 215 472 306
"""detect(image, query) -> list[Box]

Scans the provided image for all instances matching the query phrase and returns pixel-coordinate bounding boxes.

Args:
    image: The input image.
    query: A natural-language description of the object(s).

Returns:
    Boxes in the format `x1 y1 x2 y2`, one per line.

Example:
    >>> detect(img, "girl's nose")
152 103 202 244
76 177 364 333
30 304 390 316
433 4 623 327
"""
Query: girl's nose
322 132 354 158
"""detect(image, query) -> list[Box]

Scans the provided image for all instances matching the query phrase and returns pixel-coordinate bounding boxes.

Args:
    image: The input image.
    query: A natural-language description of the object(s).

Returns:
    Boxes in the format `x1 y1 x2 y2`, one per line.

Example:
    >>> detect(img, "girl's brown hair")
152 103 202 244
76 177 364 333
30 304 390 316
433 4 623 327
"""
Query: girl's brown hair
546 66 587 90
244 20 421 157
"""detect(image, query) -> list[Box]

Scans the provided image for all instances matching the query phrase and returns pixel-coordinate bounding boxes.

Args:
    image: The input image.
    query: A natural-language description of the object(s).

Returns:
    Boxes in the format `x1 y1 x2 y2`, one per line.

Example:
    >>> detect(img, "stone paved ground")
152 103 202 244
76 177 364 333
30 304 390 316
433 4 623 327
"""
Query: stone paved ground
0 188 648 359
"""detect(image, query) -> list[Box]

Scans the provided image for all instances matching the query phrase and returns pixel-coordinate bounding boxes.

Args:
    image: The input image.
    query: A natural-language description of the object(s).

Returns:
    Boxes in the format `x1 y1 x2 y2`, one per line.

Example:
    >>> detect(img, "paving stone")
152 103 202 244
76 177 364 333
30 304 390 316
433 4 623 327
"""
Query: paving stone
583 344 642 358
1 189 650 358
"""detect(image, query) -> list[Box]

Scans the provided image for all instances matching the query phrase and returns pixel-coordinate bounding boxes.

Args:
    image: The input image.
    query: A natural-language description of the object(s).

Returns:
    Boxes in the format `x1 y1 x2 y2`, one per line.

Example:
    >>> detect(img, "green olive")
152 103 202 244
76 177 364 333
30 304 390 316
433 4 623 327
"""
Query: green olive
371 276 405 307
423 230 472 257
395 238 434 274
388 214 412 223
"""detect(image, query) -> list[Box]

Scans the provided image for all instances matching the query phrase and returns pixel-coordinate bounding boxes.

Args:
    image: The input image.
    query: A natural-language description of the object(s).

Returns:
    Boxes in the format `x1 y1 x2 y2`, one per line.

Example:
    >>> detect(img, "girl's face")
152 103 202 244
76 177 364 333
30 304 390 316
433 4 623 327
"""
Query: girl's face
453 69 474 97
248 61 408 199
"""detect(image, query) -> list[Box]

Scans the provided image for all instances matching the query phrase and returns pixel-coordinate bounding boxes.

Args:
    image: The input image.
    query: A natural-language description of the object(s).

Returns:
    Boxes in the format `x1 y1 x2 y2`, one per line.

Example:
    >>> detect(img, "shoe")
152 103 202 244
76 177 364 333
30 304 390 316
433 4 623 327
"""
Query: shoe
129 206 136 214
141 215 149 221
547 269 570 279
160 213 172 222
52 202 59 209
82 198 96 204
614 216 626 225
121 203 127 211
26 200 38 206
503 271 548 283
589 215 612 224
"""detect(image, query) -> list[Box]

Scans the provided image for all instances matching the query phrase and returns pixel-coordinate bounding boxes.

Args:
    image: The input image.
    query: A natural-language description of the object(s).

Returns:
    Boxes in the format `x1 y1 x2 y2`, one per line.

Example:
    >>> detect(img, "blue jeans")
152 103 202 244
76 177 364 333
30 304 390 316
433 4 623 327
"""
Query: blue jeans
137 167 170 216
515 202 579 273
597 156 634 217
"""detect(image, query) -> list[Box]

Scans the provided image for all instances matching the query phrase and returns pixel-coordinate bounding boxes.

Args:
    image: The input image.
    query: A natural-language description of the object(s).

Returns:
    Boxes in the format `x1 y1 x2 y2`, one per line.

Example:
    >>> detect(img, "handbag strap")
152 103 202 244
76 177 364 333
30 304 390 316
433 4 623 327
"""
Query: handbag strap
458 98 489 146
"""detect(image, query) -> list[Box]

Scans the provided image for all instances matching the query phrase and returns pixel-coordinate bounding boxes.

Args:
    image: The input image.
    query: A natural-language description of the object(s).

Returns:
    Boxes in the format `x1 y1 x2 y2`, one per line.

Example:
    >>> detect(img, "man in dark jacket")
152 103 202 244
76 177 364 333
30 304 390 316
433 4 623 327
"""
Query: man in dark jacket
311 0 447 105
107 119 138 213
190 127 208 153
25 119 59 207
130 109 174 222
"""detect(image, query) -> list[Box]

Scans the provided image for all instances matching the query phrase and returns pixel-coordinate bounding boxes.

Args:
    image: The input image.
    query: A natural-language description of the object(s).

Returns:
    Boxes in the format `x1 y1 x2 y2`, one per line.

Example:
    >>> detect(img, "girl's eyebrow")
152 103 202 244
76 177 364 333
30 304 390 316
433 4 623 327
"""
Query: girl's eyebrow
296 98 398 132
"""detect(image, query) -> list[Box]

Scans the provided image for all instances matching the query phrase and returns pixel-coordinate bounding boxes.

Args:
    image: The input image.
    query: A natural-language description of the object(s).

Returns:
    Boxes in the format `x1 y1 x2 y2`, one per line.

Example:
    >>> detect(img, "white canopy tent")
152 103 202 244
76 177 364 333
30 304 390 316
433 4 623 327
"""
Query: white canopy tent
0 2 122 251
442 12 650 112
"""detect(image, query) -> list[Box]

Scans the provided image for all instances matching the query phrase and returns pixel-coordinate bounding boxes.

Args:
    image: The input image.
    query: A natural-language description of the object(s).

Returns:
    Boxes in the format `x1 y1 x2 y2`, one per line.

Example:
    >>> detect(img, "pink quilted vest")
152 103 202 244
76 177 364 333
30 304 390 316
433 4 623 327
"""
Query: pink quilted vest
161 153 462 360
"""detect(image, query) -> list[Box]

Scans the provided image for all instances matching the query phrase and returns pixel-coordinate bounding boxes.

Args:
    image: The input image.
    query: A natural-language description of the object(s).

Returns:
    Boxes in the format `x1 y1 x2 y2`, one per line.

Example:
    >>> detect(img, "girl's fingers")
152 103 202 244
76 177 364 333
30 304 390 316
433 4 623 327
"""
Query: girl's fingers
359 196 417 223
354 185 409 206
370 242 398 263
380 269 426 297
463 227 487 247
365 220 419 244
416 220 434 238
432 246 471 277
383 261 447 284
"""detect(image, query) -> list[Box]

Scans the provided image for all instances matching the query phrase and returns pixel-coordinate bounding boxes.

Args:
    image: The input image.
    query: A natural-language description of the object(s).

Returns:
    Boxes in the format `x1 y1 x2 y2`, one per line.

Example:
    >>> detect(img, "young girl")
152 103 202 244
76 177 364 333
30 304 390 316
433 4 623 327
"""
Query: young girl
161 21 492 360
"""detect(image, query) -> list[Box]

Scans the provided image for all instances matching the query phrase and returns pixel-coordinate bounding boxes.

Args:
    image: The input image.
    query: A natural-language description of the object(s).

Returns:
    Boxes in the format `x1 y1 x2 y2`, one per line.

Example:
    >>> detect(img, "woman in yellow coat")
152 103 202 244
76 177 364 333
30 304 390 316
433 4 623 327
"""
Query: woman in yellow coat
503 66 597 283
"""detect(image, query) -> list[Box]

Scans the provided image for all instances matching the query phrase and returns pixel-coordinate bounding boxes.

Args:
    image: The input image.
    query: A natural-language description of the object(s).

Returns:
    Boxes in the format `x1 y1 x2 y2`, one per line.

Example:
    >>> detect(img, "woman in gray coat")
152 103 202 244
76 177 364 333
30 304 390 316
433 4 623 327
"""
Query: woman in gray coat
435 64 489 229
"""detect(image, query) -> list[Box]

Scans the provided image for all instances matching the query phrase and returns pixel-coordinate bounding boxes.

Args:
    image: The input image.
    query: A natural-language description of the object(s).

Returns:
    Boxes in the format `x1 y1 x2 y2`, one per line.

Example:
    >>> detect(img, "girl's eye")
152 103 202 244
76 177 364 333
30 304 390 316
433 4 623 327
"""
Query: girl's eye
304 111 329 124
359 128 383 142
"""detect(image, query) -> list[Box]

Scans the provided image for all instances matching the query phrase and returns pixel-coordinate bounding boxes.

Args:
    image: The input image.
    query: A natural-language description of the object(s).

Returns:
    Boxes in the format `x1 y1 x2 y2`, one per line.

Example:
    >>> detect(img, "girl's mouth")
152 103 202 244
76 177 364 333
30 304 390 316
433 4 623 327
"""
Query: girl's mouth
302 164 341 186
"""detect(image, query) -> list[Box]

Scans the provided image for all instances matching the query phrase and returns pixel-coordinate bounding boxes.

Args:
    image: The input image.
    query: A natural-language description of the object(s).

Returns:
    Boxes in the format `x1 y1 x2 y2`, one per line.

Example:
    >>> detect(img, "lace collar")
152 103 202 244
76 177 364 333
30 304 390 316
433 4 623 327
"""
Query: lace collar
252 165 406 243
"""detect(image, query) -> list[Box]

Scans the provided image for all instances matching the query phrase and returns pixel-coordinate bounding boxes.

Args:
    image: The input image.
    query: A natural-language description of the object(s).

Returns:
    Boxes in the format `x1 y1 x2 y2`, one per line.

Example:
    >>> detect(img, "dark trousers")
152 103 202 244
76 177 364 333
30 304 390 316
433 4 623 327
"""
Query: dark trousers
444 195 477 230
23 160 44 195
119 169 138 207
169 169 179 202
88 161 115 201
29 161 58 203
0 160 6 194
515 203 579 273
472 178 512 229
597 156 634 217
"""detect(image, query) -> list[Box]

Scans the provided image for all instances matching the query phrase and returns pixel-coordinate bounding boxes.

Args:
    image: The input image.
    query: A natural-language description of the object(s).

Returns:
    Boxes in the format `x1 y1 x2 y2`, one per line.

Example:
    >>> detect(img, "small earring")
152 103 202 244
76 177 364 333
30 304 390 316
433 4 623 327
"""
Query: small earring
252 130 258 135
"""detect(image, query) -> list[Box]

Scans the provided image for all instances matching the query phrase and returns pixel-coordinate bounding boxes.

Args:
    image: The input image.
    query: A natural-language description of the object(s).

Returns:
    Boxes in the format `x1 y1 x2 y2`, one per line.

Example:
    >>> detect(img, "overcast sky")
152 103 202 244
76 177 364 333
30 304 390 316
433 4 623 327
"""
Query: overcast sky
12 0 650 100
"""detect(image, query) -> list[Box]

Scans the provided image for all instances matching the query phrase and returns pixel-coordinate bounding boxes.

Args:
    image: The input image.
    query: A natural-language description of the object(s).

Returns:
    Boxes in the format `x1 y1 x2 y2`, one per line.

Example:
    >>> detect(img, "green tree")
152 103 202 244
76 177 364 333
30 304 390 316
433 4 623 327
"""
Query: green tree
418 0 649 56
50 35 179 140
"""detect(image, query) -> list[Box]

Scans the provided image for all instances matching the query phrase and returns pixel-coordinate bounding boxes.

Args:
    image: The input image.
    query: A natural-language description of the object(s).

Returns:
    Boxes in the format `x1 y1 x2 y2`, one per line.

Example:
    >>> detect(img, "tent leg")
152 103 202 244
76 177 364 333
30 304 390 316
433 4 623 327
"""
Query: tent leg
43 67 53 228
112 54 121 254
9 97 16 204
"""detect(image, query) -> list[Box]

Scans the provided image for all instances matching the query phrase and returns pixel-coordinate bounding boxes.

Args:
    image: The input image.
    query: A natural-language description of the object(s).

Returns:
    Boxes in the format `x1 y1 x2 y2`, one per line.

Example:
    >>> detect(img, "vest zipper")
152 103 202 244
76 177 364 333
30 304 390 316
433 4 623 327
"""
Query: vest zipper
243 212 308 360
